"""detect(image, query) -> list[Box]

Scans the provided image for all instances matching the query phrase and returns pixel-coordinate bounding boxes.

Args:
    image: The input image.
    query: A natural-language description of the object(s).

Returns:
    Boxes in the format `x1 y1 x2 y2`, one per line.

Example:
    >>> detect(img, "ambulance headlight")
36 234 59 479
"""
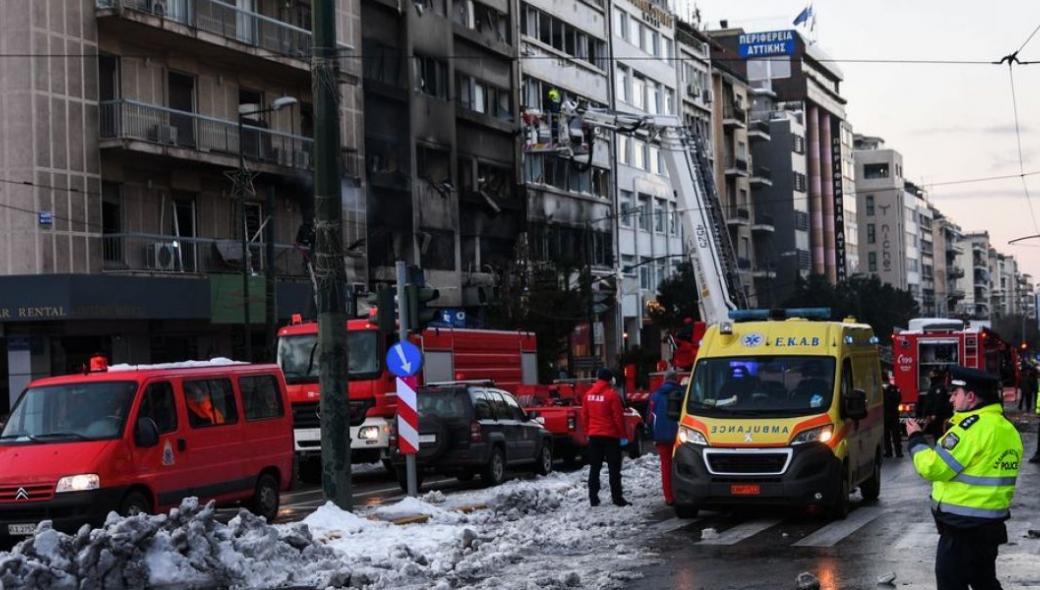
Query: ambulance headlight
678 426 707 446
55 474 100 493
358 426 380 441
790 425 833 446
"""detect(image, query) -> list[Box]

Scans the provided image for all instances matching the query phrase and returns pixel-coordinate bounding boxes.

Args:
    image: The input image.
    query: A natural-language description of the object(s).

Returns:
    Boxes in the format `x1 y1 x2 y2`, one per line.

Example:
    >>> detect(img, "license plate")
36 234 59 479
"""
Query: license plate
730 484 761 496
418 434 436 444
7 523 35 536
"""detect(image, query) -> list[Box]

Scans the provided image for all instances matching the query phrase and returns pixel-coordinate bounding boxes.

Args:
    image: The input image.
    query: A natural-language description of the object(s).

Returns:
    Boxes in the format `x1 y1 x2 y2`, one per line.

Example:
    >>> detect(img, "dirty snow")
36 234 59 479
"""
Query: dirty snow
108 358 248 371
0 454 668 589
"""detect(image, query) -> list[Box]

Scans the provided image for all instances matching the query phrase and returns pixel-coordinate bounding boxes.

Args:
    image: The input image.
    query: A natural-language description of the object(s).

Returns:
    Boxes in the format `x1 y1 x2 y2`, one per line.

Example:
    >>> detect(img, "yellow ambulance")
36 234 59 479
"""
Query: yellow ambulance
670 308 884 520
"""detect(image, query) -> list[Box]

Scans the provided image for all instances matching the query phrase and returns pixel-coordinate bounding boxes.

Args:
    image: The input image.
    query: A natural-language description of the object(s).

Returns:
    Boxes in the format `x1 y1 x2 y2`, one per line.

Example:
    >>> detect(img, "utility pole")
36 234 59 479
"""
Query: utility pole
313 0 351 510
265 184 277 361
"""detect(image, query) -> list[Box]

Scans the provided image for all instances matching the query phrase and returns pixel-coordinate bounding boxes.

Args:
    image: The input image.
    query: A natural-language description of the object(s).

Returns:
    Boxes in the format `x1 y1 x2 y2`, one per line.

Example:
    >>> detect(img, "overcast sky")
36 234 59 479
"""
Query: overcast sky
689 0 1040 280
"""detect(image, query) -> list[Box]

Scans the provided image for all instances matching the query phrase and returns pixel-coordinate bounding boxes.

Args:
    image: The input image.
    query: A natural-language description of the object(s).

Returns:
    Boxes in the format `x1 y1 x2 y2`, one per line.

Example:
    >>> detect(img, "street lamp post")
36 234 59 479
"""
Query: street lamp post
235 95 298 362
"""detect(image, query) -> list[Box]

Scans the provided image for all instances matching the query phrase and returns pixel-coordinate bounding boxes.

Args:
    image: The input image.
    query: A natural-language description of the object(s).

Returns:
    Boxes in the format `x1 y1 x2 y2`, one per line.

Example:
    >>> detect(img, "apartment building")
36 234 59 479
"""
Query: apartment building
989 251 1018 319
961 232 992 321
0 0 363 407
932 209 966 317
674 20 712 145
1019 274 1036 320
711 28 855 283
362 0 522 310
612 0 683 350
854 135 907 288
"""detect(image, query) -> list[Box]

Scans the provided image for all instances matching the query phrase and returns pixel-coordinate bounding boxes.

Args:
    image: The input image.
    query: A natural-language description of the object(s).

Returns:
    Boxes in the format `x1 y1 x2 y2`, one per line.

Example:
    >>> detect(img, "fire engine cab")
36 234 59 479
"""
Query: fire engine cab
891 318 1019 416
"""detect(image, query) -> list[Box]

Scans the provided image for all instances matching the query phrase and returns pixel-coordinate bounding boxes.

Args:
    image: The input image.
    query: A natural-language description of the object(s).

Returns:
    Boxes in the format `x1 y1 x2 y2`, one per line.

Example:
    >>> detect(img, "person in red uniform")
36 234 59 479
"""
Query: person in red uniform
582 368 630 507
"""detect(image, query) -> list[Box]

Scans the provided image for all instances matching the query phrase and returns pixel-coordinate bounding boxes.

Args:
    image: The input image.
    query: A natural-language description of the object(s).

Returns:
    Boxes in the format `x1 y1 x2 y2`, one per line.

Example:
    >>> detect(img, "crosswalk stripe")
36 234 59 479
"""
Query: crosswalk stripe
698 518 782 546
793 506 884 547
650 517 701 534
893 521 935 551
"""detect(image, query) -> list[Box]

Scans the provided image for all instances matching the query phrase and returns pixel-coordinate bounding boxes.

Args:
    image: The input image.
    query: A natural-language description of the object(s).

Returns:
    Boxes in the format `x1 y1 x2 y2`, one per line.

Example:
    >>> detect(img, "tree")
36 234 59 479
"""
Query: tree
783 274 919 344
646 261 700 332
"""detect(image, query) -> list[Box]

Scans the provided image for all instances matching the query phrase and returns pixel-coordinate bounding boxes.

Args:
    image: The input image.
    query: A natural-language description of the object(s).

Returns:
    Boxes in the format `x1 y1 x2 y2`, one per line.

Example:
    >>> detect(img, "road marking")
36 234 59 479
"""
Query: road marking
893 521 935 551
698 518 782 546
793 506 884 547
650 517 701 534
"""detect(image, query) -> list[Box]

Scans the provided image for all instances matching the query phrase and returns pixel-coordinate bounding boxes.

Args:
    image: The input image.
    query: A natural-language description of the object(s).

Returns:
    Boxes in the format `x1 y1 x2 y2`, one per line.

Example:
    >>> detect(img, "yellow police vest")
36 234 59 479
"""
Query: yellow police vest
909 403 1023 520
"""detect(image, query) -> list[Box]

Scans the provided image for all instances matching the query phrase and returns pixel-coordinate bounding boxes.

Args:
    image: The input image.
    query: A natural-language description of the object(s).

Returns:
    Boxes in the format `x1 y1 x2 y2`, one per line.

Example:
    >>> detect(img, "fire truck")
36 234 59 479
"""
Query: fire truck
891 318 1020 416
276 316 537 479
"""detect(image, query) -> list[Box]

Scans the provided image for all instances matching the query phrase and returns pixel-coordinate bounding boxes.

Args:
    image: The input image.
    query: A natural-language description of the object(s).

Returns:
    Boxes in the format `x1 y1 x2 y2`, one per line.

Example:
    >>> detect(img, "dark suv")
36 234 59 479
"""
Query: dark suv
391 383 554 489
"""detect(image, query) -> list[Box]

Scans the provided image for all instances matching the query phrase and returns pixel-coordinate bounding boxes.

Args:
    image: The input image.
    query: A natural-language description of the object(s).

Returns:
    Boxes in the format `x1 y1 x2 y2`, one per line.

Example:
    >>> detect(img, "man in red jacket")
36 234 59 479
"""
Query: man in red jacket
582 368 630 507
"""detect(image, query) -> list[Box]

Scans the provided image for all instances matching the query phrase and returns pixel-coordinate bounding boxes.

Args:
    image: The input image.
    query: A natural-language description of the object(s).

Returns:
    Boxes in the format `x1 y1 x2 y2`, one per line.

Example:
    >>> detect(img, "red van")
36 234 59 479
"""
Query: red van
0 357 293 544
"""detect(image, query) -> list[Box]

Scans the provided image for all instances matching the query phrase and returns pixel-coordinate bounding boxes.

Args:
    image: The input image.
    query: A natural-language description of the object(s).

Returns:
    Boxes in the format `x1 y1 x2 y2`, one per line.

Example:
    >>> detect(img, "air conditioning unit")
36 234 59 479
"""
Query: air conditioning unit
702 89 712 104
294 150 311 169
686 83 698 97
149 241 180 271
148 124 178 145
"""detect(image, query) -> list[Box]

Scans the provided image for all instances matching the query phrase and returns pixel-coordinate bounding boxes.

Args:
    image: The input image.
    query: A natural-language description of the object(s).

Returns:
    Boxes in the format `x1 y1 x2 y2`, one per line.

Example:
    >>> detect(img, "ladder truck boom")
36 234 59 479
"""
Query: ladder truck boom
533 104 746 325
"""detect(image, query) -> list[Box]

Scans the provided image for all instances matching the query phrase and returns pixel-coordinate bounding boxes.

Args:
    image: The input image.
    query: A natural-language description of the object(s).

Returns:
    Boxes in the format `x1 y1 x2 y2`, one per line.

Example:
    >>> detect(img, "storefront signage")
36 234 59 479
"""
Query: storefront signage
0 306 67 320
738 30 796 58
831 125 848 281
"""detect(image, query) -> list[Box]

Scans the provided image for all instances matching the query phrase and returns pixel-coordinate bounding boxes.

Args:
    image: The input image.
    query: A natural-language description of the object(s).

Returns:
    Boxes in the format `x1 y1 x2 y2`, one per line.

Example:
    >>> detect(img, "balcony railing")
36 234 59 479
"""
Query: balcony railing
723 104 746 122
749 120 770 138
751 165 772 180
97 0 313 59
100 99 312 170
101 232 309 277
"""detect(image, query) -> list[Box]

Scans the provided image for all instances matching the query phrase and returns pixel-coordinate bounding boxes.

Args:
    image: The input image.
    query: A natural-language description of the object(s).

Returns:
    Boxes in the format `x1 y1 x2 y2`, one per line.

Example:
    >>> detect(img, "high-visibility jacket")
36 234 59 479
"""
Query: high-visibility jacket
909 403 1023 523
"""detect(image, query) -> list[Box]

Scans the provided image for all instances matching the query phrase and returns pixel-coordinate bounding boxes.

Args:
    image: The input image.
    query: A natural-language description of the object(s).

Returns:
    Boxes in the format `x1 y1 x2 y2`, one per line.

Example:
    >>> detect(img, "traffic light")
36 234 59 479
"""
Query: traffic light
366 287 396 334
591 291 612 315
405 283 440 333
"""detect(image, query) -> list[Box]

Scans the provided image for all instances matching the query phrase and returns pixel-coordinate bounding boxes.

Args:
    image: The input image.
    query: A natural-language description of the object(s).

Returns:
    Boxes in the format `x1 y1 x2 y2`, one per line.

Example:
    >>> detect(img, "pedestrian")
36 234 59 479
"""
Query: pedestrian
581 368 630 507
906 366 1023 590
882 371 904 458
648 369 684 505
1017 363 1037 413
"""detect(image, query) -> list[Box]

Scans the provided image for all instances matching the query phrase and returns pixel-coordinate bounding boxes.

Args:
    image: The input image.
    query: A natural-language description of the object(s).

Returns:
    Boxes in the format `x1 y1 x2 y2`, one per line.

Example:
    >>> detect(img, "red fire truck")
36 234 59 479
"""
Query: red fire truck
276 316 537 479
891 318 1019 416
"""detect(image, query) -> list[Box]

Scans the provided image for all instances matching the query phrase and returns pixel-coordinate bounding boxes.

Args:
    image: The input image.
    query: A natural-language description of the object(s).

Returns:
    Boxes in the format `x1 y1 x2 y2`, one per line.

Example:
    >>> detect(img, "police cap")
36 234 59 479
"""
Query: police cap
948 366 1000 401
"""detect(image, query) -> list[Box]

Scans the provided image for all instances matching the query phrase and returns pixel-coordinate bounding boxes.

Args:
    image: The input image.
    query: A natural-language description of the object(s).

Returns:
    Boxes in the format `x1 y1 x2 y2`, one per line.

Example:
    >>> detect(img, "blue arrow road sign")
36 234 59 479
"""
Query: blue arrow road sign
386 341 423 378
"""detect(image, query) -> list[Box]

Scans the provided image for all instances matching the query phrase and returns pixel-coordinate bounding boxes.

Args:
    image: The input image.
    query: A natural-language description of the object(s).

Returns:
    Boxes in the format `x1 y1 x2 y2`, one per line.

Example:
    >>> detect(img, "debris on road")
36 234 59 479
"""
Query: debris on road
1027 529 1040 539
877 571 897 585
796 571 821 589
701 527 719 540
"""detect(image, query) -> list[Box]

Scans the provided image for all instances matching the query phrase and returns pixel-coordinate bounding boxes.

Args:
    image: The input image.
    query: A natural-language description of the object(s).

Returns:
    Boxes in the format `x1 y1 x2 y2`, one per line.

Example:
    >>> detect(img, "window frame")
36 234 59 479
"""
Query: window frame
182 378 239 428
239 374 286 422
139 381 178 435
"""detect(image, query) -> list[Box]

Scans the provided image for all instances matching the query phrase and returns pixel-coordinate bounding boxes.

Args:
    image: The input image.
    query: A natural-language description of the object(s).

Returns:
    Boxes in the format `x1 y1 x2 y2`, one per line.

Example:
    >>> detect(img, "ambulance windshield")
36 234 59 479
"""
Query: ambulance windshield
1 381 138 443
688 356 836 417
277 330 381 383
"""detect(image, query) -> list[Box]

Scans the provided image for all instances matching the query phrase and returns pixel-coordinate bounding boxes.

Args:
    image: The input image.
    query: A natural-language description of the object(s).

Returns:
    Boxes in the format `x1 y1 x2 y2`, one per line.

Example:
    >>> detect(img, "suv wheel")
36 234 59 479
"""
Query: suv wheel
250 473 280 522
119 490 152 517
534 443 553 476
482 447 506 486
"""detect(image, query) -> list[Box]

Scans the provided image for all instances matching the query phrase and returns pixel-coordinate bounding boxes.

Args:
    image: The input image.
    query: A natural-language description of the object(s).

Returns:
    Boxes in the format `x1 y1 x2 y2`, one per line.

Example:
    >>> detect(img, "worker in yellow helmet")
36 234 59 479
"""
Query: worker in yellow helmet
906 366 1023 590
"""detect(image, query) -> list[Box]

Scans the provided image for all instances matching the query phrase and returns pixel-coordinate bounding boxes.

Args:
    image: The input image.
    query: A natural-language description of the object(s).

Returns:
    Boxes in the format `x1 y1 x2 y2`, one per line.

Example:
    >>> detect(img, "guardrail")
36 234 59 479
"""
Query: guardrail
100 99 312 169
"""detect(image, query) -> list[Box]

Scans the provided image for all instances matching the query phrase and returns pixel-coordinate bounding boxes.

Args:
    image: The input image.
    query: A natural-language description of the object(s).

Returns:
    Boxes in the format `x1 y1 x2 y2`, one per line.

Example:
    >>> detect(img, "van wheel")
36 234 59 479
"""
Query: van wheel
250 473 280 522
482 447 506 486
534 443 553 476
827 464 850 521
860 451 882 503
119 490 152 517
674 504 699 519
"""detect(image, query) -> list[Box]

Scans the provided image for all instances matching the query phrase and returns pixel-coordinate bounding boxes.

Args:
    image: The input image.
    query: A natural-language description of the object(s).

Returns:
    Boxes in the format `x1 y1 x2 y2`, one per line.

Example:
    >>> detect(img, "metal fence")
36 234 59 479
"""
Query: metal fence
97 0 312 58
100 232 310 277
100 99 313 170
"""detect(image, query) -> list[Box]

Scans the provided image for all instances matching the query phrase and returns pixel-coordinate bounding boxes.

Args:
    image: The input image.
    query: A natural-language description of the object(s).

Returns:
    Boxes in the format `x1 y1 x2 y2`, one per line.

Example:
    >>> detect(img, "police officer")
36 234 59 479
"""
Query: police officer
906 366 1023 590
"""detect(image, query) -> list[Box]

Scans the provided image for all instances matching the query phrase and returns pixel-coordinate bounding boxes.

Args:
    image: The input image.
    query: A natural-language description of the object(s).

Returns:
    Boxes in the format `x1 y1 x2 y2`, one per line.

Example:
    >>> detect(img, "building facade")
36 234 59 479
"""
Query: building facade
0 0 363 408
854 136 907 288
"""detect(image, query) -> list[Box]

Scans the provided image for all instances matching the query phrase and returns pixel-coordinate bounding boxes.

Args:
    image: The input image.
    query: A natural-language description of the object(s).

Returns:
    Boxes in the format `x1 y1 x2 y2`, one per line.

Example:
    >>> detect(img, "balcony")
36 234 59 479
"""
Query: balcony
749 165 772 187
100 99 312 174
95 0 330 73
921 242 934 256
948 288 966 301
727 207 751 227
972 256 988 270
748 120 771 141
947 266 965 279
724 157 750 177
722 105 747 129
752 213 775 234
101 232 309 278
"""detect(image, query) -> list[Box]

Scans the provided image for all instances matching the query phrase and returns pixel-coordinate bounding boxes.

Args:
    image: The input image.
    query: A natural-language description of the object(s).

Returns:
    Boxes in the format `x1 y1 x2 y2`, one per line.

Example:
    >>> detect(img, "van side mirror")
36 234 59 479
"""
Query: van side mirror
134 417 160 448
843 389 868 421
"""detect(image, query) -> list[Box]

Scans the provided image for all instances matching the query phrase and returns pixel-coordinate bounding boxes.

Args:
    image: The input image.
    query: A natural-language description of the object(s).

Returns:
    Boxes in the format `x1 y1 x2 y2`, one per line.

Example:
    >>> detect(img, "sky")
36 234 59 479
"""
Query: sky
688 0 1040 280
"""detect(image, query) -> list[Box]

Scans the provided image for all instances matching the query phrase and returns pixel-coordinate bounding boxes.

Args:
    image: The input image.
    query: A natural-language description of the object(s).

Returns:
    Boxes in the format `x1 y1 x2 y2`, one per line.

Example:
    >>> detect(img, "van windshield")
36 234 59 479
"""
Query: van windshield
277 331 381 384
688 356 836 418
0 381 138 444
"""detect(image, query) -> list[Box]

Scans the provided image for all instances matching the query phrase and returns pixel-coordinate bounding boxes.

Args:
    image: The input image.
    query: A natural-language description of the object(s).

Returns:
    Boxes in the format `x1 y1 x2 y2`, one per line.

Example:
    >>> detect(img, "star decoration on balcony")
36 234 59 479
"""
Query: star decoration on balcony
224 165 259 199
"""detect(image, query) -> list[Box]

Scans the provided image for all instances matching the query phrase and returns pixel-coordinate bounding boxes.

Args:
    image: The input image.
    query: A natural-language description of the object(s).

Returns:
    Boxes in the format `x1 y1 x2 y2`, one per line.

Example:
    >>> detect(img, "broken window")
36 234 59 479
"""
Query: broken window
415 55 449 99
419 228 456 270
363 40 402 87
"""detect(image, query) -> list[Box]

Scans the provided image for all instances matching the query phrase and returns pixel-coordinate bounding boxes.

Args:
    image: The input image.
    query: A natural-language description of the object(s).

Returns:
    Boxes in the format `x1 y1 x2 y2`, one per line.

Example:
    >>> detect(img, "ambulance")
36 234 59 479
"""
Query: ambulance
670 309 884 520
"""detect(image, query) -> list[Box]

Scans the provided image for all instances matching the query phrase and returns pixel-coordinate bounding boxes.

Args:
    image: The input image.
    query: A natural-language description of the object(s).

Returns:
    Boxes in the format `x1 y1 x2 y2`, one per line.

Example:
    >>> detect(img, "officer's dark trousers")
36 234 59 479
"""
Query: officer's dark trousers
935 523 1006 590
883 419 903 456
587 436 623 503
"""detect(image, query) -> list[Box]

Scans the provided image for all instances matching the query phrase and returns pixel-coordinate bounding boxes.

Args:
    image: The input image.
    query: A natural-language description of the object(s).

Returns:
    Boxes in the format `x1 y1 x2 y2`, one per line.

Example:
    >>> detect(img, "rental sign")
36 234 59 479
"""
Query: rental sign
738 30 797 58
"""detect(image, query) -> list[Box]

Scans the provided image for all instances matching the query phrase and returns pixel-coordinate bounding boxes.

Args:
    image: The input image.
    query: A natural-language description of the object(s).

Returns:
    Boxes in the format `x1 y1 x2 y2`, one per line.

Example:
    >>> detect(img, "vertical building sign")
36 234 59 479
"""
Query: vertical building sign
830 122 847 281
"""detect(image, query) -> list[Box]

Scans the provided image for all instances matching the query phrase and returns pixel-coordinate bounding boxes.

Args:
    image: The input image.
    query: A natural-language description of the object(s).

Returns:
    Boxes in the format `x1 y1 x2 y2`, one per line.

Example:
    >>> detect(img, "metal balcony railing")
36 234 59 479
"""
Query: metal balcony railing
749 120 770 136
100 99 313 170
724 104 746 122
97 0 313 58
753 213 774 227
752 165 772 180
101 232 310 277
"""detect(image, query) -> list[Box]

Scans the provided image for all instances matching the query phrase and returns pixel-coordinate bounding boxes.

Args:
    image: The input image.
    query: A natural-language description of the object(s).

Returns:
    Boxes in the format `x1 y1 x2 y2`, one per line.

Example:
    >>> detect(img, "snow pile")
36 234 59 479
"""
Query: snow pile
108 358 247 371
1 453 668 589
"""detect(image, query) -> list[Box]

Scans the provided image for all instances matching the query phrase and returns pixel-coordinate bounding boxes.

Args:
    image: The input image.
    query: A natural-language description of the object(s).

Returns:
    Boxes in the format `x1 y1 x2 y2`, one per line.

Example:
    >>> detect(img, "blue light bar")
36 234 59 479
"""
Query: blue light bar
728 308 832 322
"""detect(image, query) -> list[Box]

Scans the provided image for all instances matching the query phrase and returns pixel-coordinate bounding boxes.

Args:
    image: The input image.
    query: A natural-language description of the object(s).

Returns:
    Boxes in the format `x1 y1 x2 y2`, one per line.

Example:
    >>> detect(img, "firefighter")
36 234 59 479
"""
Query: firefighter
648 369 683 505
581 368 630 507
906 366 1023 590
882 371 904 458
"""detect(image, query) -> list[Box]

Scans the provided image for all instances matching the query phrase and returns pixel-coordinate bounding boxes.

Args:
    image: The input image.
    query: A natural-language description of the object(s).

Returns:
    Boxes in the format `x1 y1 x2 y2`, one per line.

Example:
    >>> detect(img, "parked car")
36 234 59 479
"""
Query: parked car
390 382 554 490
0 356 293 545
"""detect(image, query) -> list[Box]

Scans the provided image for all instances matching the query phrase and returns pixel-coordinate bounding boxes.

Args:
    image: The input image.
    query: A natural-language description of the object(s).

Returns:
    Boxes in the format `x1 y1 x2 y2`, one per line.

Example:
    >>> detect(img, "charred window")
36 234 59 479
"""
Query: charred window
363 40 402 87
420 228 457 271
415 55 449 99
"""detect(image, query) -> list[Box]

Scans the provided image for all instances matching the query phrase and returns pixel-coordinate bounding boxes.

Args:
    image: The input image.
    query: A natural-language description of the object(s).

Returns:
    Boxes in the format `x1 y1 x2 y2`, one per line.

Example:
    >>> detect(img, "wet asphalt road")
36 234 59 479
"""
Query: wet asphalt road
628 413 1040 590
